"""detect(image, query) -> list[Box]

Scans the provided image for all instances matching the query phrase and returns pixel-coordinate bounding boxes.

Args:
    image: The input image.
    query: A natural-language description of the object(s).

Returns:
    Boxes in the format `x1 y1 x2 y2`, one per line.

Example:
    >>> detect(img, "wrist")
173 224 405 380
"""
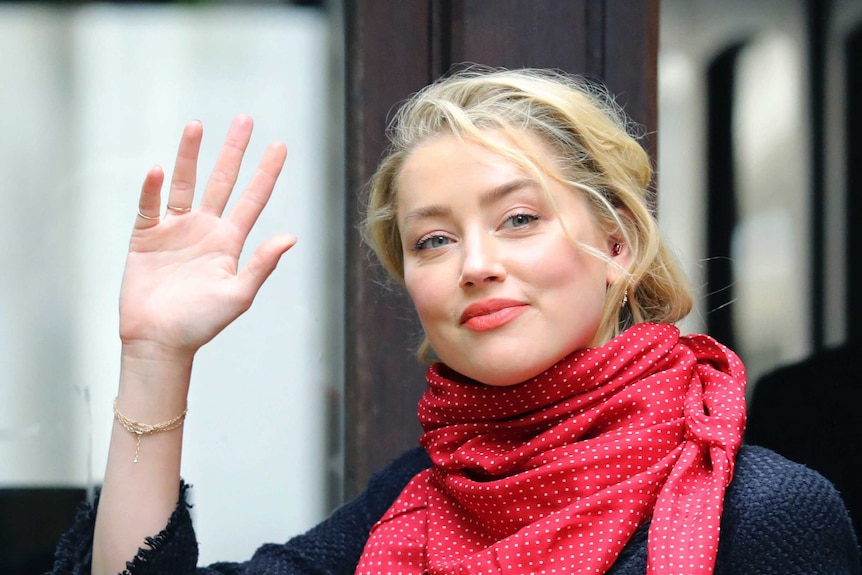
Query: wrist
121 339 196 367
118 342 194 407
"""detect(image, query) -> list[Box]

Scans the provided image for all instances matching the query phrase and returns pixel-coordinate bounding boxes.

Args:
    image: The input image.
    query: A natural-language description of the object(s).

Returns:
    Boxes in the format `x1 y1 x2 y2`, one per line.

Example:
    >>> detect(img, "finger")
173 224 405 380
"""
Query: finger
199 114 254 216
136 166 165 227
237 233 298 304
228 142 287 237
166 120 204 215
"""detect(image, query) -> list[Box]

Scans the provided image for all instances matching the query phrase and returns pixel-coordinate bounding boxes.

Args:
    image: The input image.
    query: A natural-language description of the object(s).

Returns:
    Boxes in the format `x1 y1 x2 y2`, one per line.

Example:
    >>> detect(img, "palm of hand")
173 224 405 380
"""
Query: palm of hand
121 213 247 350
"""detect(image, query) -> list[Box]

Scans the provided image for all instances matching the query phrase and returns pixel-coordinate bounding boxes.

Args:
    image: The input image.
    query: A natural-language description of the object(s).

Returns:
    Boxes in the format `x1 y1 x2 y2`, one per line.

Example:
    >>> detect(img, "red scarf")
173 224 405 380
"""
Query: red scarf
356 323 746 575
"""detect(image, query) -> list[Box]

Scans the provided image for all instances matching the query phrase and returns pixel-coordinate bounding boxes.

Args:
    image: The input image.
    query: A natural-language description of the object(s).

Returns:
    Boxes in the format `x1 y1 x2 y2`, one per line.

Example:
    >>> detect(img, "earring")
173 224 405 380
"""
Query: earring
620 288 629 308
612 243 622 256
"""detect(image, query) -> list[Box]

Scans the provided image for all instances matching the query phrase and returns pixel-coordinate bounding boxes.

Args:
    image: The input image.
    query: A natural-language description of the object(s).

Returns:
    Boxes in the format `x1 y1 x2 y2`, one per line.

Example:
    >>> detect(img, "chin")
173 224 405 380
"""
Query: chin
434 344 563 387
462 364 546 387
453 347 584 387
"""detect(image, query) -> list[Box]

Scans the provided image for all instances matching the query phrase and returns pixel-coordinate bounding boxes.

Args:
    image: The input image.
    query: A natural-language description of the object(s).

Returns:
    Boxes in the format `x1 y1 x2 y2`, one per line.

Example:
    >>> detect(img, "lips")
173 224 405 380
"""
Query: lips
460 299 529 331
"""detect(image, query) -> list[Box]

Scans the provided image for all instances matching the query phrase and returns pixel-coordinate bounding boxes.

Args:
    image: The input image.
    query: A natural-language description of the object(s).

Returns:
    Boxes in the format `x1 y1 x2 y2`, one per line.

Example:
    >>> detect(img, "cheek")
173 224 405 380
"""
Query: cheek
528 242 584 281
404 267 442 323
537 247 609 302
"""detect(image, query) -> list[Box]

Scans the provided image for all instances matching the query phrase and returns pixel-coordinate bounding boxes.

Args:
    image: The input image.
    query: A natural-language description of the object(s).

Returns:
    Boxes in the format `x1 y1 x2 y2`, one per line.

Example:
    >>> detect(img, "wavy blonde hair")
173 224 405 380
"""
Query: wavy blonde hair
364 67 692 361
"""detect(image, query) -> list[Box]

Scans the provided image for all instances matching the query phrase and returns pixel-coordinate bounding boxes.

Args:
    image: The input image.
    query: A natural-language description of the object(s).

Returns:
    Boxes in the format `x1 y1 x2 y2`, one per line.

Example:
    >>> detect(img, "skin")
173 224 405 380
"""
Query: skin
92 115 296 575
397 131 631 386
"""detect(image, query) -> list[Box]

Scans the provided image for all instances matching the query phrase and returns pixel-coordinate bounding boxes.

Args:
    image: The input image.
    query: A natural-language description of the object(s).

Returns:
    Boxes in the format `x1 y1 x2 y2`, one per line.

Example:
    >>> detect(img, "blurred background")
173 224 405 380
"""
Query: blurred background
0 0 343 571
0 0 860 572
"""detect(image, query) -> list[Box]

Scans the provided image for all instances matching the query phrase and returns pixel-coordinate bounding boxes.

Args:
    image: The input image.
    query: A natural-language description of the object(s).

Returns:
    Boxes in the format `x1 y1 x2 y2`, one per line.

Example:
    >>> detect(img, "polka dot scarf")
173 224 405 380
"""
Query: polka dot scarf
356 323 747 575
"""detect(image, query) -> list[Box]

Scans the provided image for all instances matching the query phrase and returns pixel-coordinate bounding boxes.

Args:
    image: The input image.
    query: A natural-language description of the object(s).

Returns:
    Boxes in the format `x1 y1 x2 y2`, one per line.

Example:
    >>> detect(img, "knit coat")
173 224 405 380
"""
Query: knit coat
50 445 861 575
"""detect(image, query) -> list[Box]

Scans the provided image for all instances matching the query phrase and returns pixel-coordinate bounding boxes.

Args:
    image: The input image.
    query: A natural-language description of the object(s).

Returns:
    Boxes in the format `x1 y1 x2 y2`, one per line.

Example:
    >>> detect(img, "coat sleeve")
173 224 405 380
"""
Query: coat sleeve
715 445 861 575
48 448 432 575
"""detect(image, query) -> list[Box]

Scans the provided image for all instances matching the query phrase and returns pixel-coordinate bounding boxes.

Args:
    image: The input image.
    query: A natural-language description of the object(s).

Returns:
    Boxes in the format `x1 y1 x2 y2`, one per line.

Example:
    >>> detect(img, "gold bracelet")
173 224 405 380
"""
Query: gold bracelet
113 397 188 464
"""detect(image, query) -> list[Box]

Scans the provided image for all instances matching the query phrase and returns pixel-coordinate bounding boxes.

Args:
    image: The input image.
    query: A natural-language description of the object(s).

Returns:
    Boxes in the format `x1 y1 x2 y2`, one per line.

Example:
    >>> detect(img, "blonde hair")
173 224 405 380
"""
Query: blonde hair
364 67 692 360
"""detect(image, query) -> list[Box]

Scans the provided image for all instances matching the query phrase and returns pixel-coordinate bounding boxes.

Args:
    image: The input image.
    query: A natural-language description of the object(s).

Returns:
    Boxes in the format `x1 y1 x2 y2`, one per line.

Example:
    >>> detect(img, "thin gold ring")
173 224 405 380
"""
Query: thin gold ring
137 208 160 221
167 205 191 213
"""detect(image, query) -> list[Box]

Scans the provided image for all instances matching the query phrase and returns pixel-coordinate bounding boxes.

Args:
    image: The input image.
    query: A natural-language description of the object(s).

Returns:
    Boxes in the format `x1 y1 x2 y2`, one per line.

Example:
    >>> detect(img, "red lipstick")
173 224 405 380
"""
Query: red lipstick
460 299 528 331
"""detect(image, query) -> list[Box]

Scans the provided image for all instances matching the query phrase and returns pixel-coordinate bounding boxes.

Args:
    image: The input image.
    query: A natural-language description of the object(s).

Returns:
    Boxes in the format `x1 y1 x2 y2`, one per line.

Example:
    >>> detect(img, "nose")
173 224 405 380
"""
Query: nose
459 233 506 288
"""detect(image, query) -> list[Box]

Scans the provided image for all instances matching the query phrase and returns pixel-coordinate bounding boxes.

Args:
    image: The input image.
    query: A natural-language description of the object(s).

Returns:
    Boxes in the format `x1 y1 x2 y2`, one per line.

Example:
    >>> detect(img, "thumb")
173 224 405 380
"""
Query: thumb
238 233 298 294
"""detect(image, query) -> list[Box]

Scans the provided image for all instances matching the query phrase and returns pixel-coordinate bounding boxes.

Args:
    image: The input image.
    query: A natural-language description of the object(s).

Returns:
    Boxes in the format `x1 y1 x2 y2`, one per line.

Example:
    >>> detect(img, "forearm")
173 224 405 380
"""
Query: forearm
92 345 193 575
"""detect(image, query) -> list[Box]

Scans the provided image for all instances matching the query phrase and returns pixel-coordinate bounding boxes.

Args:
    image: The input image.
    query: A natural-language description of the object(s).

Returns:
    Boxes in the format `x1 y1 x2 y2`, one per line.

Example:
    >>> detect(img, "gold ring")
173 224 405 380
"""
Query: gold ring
167 205 191 213
137 208 160 221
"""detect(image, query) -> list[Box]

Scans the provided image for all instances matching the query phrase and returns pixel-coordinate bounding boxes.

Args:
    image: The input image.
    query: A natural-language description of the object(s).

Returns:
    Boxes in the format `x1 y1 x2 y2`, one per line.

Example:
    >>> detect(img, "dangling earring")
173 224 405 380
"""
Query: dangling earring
620 288 628 308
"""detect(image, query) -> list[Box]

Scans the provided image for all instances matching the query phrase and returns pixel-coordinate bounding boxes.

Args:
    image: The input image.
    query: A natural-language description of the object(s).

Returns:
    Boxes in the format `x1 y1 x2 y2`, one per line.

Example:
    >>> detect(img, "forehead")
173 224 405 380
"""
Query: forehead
395 135 525 224
396 129 559 198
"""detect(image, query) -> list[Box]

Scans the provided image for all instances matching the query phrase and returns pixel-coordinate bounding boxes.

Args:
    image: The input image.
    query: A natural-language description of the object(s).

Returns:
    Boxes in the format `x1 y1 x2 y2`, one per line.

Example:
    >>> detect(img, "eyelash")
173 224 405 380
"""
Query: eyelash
411 212 540 251
412 234 451 251
504 212 540 228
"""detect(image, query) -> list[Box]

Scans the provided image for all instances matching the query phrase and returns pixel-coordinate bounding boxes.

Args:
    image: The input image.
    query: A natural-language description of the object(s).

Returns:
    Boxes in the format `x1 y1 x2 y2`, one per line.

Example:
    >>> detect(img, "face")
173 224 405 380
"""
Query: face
397 131 630 386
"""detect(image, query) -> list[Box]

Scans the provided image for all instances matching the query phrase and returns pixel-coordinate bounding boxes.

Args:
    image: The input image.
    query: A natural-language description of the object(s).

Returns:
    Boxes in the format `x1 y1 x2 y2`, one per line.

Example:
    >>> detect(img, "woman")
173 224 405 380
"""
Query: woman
51 68 860 575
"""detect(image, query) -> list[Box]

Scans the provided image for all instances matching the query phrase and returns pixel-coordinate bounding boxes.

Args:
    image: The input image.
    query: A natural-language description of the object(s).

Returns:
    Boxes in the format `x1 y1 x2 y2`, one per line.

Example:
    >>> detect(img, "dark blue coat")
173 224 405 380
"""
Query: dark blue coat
50 445 861 575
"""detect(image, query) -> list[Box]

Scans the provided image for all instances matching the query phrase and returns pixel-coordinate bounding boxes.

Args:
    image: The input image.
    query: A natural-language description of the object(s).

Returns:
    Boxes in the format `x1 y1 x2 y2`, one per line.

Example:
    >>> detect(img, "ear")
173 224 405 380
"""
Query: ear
605 235 633 286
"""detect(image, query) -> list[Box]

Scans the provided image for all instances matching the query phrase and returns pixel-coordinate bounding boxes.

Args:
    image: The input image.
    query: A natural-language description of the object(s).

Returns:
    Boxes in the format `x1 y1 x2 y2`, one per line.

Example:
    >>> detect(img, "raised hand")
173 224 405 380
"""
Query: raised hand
92 116 297 575
119 115 296 358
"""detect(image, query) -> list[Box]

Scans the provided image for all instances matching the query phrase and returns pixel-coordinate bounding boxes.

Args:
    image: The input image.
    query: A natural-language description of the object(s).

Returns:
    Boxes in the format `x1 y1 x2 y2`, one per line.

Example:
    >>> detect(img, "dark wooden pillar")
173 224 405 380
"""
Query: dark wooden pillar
344 0 659 498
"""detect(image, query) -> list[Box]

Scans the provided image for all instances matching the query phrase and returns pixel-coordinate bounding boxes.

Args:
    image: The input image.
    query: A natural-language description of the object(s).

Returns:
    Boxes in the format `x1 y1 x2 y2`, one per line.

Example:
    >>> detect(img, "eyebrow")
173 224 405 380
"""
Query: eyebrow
401 177 540 224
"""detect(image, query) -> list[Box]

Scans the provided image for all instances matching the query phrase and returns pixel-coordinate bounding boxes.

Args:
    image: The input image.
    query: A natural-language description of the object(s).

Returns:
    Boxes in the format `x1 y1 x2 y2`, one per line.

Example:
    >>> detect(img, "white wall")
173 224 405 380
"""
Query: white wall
0 4 338 565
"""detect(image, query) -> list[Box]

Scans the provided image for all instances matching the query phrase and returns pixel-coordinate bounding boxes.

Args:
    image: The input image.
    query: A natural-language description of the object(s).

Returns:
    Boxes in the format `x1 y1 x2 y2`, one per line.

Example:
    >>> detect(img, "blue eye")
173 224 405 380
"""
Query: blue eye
505 213 539 228
414 235 451 251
